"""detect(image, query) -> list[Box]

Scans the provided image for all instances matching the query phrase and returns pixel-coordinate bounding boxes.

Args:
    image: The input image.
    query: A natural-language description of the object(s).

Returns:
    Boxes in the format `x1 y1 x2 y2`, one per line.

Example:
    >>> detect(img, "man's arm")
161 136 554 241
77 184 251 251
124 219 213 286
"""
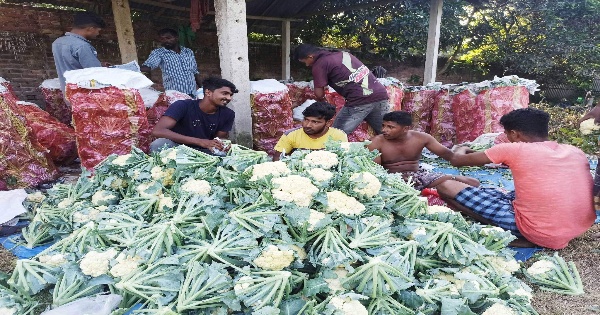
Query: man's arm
578 107 600 124
152 116 222 150
313 87 326 101
140 65 151 73
76 45 102 68
423 134 454 161
273 134 294 161
449 146 492 167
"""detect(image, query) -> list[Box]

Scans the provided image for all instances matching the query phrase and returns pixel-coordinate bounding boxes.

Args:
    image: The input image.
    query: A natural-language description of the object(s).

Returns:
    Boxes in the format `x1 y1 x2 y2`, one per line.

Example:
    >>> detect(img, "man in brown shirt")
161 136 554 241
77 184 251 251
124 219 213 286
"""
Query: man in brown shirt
294 44 389 135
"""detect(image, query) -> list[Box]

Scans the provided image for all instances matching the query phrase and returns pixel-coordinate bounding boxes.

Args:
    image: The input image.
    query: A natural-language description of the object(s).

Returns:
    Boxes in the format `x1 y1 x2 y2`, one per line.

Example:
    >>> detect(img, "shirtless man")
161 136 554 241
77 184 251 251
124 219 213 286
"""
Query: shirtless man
368 111 479 190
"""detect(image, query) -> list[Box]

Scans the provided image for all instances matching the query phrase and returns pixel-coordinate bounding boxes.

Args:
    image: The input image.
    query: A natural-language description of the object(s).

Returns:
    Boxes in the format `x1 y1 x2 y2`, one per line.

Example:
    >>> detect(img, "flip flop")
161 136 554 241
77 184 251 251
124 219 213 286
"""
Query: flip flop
0 225 23 237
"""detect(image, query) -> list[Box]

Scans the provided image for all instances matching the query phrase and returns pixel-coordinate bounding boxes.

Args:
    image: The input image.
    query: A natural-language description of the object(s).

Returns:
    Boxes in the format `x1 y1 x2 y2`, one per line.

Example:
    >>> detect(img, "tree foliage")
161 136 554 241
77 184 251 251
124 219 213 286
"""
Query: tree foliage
298 0 600 87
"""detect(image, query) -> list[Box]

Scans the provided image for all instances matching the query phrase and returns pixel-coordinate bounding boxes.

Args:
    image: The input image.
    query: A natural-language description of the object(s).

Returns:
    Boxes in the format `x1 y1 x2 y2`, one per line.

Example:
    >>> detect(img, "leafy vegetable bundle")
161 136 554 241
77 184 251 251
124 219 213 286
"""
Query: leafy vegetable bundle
1 141 570 315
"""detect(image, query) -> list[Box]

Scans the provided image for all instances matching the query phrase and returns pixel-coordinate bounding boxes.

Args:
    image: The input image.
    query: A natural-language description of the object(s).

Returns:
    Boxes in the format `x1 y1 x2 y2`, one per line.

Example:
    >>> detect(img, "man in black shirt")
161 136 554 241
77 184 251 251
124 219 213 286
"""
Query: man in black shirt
150 77 237 153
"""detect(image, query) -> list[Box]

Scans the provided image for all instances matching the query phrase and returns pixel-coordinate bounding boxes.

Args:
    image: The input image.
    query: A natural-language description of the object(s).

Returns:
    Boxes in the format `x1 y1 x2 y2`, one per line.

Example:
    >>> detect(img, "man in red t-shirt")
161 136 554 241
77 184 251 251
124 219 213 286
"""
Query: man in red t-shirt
293 44 389 135
437 108 595 249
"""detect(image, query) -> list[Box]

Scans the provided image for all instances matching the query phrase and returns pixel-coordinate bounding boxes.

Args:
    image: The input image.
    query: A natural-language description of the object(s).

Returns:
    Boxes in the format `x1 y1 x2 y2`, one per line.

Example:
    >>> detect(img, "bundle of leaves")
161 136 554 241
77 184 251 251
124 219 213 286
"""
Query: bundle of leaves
2 141 575 315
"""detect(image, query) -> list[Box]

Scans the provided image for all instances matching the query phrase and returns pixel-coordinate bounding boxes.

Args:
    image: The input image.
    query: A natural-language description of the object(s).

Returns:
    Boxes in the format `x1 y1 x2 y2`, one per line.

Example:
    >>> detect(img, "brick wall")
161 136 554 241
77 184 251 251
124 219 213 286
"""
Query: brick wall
0 3 481 105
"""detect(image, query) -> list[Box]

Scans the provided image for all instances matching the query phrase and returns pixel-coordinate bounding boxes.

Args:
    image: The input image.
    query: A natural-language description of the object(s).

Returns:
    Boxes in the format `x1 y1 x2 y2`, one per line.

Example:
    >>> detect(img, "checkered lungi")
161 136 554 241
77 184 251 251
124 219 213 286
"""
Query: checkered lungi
455 186 521 236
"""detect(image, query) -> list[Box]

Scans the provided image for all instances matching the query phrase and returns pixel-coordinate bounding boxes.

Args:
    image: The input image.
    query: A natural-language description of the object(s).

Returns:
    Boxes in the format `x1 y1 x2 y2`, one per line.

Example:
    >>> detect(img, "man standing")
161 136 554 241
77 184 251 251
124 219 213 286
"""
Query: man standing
368 111 479 190
273 102 347 160
293 44 389 135
52 11 107 92
141 28 202 97
437 108 596 249
151 77 237 154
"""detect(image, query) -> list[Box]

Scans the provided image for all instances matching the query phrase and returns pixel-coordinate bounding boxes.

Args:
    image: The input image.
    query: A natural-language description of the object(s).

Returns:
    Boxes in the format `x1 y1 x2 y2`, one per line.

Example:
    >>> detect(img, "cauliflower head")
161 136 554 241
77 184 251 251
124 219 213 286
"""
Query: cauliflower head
80 248 118 277
350 172 381 197
26 191 45 203
37 253 68 267
180 179 212 195
426 205 454 214
302 151 339 169
271 175 318 207
580 118 600 135
110 253 142 278
482 303 515 315
308 209 327 231
326 191 366 216
328 295 368 315
0 308 17 315
253 245 295 270
136 181 163 198
324 267 349 292
91 190 119 206
112 154 133 166
527 259 556 275
250 161 291 181
151 166 176 186
306 168 334 183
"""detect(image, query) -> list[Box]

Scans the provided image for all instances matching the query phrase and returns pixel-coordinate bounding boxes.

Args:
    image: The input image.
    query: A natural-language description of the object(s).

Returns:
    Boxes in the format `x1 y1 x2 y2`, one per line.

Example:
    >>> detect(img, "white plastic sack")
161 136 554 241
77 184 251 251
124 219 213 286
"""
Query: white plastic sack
138 87 162 108
64 67 152 90
293 99 316 121
0 189 27 225
41 294 122 315
40 78 61 89
250 79 288 94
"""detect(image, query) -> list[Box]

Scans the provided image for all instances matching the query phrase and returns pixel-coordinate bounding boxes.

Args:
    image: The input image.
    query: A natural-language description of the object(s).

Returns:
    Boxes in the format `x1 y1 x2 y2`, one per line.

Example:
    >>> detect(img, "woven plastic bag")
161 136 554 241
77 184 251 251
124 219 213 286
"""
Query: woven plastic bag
16 101 77 164
39 78 72 125
251 80 293 156
402 89 438 133
0 89 58 189
429 89 455 147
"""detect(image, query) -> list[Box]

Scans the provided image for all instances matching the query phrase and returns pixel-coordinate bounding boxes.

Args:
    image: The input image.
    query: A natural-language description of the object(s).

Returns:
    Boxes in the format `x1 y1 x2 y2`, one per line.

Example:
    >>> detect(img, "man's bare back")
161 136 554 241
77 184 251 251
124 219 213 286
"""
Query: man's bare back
368 131 453 173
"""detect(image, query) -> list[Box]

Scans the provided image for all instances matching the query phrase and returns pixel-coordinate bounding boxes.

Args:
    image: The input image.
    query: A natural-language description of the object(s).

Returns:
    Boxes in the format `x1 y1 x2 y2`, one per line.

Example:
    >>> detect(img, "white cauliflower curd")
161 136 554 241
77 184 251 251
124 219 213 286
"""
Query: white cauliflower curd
271 175 318 207
250 161 291 181
324 267 349 292
37 253 67 267
80 248 118 277
91 190 118 206
350 172 381 197
302 151 339 169
308 209 326 231
482 303 515 315
110 253 142 277
485 256 521 275
151 166 176 186
160 147 178 164
26 191 45 203
136 181 163 198
234 276 254 295
306 168 334 183
328 295 368 315
180 179 212 195
0 308 16 315
253 245 295 270
527 259 556 275
326 191 365 216
426 205 454 214
580 118 600 135
112 154 132 166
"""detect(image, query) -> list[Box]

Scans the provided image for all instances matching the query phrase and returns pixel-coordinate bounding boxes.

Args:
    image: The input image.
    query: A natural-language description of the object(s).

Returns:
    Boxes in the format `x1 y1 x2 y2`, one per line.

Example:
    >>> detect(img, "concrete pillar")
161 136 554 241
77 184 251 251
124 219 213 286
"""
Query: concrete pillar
111 0 138 63
281 20 291 81
424 0 443 85
214 0 252 147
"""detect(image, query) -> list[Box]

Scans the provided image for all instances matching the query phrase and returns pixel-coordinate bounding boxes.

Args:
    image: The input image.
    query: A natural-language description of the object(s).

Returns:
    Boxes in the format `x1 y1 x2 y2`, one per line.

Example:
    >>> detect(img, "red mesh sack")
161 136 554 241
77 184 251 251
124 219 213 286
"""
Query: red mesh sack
146 94 170 130
251 85 293 156
402 89 439 133
286 82 311 108
66 84 152 170
451 89 480 144
0 91 58 189
378 79 404 112
475 86 529 134
429 90 455 147
40 78 72 125
453 86 529 143
494 132 510 144
16 101 77 164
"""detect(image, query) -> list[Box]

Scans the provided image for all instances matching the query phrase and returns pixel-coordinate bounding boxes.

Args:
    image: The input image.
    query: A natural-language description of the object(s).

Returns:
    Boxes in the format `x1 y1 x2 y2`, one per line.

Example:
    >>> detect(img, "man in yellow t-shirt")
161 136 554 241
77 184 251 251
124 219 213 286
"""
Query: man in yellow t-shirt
273 101 347 160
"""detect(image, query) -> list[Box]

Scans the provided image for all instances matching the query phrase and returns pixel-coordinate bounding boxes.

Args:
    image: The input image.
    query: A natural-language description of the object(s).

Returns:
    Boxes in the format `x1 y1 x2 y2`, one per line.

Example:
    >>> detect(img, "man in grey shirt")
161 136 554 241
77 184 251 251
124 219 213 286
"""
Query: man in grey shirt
52 11 107 92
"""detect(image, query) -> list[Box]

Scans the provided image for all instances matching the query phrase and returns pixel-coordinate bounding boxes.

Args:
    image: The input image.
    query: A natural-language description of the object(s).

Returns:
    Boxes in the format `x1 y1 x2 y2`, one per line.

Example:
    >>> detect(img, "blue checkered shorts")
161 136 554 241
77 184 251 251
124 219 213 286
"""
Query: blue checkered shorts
455 187 521 236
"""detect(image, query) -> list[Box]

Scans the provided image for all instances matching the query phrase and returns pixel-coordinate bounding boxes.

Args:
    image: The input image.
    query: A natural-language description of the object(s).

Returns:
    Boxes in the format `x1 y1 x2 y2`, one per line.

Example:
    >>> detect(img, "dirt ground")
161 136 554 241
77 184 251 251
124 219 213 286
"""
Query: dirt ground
1 225 599 314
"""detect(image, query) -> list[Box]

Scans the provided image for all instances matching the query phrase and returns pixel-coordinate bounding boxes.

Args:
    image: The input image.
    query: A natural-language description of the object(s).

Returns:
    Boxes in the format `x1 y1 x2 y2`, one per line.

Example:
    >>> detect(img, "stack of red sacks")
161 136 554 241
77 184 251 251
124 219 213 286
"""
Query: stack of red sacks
0 77 19 100
39 78 72 125
66 85 151 170
0 88 58 189
16 101 77 164
429 89 455 147
401 88 440 133
378 78 404 112
452 86 529 143
251 80 293 156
